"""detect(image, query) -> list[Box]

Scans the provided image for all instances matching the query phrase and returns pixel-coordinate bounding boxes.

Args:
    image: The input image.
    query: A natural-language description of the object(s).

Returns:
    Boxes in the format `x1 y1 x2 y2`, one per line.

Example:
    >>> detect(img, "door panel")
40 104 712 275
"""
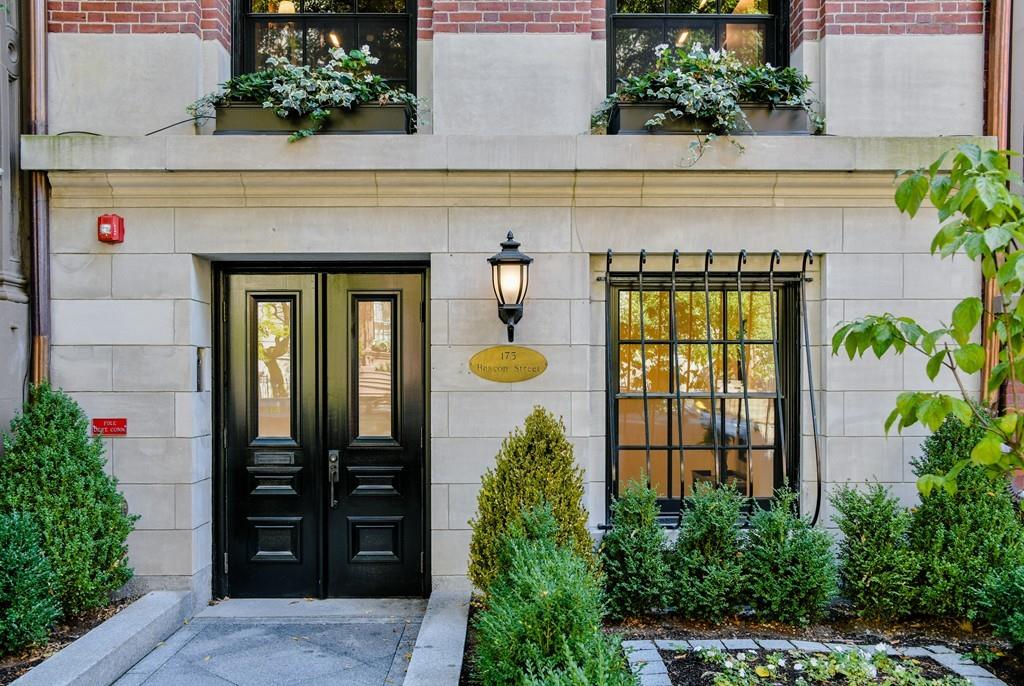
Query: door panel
222 271 425 598
225 274 321 597
326 274 425 596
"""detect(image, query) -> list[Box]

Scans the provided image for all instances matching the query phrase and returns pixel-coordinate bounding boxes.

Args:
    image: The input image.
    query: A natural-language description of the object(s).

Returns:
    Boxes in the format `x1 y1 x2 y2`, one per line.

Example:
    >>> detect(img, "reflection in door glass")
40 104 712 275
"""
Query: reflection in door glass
256 300 293 438
358 300 393 437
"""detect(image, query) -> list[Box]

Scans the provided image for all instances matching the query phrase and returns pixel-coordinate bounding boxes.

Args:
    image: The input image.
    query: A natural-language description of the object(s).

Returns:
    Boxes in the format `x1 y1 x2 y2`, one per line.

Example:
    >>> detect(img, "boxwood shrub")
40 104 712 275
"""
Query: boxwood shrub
909 416 1024 618
670 482 746 621
0 383 137 616
831 484 918 620
600 480 669 619
473 505 632 685
744 489 838 625
468 407 592 591
0 512 61 654
973 566 1024 647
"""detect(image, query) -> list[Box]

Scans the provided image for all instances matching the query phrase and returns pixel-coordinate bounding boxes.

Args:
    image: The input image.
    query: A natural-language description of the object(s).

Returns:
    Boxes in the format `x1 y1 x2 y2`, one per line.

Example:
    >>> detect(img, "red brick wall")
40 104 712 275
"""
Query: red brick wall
791 0 982 50
421 0 593 35
47 0 230 49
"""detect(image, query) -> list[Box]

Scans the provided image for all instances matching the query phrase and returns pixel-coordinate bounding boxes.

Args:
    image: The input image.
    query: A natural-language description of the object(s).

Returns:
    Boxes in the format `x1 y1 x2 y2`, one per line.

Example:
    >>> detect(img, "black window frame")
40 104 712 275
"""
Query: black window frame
605 272 801 521
606 0 789 92
232 0 417 93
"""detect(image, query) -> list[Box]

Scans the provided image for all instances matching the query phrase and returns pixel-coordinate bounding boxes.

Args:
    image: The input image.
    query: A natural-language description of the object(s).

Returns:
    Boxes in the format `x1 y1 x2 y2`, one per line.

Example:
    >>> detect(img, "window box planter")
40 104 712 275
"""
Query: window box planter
609 102 715 135
608 101 809 135
213 102 413 135
735 103 810 135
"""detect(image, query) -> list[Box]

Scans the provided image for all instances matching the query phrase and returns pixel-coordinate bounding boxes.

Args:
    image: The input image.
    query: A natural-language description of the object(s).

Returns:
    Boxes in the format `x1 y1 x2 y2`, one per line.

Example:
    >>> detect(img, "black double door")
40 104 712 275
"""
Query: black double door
222 271 426 598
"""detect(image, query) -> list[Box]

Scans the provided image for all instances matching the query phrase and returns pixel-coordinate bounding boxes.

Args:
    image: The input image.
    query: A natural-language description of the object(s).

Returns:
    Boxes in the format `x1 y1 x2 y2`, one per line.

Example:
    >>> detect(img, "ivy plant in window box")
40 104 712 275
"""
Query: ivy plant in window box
188 47 419 140
594 44 818 136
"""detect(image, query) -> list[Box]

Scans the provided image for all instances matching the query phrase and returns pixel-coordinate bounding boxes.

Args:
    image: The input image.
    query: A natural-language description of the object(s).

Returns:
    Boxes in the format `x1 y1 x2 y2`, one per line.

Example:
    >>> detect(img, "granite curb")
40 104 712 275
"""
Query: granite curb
403 589 472 686
11 591 192 686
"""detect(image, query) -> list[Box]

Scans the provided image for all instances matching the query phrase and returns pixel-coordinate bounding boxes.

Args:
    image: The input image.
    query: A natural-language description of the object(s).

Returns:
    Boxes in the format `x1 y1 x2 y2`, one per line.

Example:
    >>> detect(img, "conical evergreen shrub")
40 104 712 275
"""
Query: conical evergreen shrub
909 415 1024 618
0 384 137 616
468 407 592 591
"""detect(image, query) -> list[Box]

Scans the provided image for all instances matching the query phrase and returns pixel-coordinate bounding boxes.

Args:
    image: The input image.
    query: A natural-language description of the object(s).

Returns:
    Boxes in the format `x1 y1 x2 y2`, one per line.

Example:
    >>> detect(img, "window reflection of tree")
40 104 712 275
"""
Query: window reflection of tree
257 301 292 437
255 22 301 67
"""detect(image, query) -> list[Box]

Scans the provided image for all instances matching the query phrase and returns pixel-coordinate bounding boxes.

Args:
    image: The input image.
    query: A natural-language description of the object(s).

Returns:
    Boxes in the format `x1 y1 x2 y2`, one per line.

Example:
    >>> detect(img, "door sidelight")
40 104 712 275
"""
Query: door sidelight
328 450 340 508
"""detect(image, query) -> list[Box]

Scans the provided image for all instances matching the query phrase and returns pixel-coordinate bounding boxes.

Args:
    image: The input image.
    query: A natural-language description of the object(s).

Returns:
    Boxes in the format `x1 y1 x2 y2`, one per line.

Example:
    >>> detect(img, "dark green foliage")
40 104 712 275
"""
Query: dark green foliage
0 384 137 616
671 483 746 621
744 489 838 625
909 416 1024 618
0 513 61 654
474 505 609 686
469 407 592 591
600 481 670 619
522 638 637 686
973 566 1024 647
832 484 919 620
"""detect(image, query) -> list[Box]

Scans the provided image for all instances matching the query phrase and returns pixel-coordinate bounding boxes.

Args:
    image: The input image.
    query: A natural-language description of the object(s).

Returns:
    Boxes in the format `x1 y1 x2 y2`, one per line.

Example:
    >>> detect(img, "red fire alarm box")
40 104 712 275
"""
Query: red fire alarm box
97 213 125 243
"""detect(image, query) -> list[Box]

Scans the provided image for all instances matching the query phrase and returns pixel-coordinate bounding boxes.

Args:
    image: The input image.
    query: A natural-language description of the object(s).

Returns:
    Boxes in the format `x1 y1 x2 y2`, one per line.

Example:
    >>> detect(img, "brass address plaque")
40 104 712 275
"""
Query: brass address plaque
469 345 547 383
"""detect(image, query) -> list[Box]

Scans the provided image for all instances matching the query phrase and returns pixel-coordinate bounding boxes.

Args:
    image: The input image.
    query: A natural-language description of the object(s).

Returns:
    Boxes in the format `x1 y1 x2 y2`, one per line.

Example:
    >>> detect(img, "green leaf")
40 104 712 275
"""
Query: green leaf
917 473 944 497
896 172 929 216
970 435 1004 465
916 396 949 431
953 343 986 373
831 324 853 356
952 297 983 345
884 406 901 433
926 350 946 380
976 174 1007 211
998 412 1018 435
949 399 973 425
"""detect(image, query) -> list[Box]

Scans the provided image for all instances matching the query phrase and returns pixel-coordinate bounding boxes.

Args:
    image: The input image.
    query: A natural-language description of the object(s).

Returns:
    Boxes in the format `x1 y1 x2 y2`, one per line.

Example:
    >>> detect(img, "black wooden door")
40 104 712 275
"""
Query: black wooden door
325 274 425 596
223 271 425 598
225 273 321 597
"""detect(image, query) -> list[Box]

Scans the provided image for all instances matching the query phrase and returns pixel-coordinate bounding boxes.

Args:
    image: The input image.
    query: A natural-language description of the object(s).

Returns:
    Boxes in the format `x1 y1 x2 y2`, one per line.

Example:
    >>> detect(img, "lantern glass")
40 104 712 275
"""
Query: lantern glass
492 262 527 306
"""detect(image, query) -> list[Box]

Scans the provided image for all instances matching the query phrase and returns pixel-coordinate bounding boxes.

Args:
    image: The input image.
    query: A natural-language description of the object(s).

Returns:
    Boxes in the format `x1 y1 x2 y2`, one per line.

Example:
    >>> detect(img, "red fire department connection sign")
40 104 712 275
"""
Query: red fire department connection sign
91 418 127 436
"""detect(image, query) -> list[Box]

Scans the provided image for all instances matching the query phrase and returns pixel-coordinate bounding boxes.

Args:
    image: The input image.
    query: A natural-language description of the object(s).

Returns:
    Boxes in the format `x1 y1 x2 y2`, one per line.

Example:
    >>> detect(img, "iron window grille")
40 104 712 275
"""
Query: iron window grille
605 251 813 523
234 0 416 90
607 0 786 90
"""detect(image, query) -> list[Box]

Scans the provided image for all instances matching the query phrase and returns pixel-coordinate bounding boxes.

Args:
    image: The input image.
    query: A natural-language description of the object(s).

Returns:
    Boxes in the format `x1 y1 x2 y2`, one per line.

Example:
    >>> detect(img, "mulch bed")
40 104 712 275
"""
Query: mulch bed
664 650 959 685
610 613 1024 685
0 595 138 685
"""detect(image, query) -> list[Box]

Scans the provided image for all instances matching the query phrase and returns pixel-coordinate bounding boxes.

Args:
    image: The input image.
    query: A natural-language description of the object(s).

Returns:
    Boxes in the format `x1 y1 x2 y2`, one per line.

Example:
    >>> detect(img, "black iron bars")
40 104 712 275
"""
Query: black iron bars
734 250 755 498
768 250 788 486
800 250 823 526
702 250 722 487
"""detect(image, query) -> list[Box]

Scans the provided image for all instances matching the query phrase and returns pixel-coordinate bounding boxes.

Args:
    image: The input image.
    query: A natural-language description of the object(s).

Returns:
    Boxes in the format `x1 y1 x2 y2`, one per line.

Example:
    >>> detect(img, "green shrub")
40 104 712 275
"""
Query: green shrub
670 482 746 621
600 480 670 619
744 489 837 625
0 512 61 654
523 637 637 686
0 384 137 616
909 416 1024 618
831 484 919 620
469 407 592 590
973 566 1024 647
474 505 606 686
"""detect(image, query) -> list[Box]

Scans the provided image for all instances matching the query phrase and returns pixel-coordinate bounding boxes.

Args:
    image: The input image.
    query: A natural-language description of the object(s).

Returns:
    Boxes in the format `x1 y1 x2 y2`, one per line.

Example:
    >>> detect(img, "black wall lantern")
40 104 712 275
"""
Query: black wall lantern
488 231 533 342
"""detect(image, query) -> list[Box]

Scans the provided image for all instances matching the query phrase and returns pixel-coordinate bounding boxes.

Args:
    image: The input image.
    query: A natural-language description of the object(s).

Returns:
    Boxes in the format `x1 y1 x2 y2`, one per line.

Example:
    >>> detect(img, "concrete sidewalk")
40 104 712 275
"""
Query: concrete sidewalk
113 598 427 686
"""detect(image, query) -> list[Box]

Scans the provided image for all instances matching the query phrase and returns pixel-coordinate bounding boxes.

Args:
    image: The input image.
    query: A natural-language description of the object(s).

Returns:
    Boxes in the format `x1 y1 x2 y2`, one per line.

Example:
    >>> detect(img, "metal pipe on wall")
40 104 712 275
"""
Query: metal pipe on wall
982 0 1012 405
28 0 50 385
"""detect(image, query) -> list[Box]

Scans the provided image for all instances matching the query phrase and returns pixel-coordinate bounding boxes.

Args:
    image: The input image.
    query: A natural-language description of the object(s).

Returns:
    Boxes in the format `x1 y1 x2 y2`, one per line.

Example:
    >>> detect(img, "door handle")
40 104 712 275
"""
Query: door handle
328 450 340 509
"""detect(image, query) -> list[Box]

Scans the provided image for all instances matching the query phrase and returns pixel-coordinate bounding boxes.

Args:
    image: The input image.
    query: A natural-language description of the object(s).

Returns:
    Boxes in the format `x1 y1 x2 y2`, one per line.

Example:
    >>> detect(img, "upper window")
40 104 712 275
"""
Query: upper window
608 0 782 88
239 0 414 89
607 274 800 517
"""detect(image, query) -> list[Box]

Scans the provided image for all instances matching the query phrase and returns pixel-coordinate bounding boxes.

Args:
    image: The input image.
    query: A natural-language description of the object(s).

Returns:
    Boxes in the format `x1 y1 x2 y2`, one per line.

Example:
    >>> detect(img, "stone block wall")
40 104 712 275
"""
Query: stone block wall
39 154 980 593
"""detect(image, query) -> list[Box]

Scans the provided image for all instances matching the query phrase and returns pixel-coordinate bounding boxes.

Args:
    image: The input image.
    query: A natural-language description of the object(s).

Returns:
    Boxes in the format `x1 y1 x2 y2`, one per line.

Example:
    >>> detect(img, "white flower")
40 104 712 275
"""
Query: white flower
724 660 733 669
794 663 804 672
736 652 746 661
653 42 669 55
809 658 818 667
777 658 786 667
361 44 371 53
738 668 745 677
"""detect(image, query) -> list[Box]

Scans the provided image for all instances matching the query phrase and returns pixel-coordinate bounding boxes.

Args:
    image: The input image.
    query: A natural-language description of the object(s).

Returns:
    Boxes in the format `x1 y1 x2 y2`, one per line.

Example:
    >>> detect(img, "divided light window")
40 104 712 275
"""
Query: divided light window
239 0 414 89
608 275 800 516
608 0 782 88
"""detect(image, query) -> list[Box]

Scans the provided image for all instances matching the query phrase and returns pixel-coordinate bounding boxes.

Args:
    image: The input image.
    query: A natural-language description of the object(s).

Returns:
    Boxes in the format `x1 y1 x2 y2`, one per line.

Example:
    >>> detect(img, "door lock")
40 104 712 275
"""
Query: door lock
328 450 340 509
